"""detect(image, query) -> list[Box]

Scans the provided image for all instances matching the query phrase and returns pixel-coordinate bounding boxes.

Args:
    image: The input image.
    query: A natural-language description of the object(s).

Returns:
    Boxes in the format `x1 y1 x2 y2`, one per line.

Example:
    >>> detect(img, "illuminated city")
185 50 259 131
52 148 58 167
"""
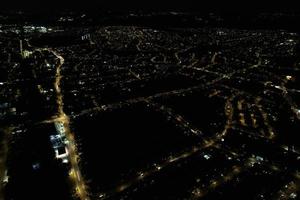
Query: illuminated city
0 8 300 200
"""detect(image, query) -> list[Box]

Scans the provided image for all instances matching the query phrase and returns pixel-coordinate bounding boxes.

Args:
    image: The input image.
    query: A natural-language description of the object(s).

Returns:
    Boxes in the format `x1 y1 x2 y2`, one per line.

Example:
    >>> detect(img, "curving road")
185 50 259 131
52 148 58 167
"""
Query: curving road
47 49 90 200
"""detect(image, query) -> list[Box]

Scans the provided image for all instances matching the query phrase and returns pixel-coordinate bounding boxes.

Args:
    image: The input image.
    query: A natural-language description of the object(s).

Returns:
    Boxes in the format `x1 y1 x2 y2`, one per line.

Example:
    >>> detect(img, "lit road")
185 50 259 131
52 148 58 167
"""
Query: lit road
43 49 90 200
98 94 236 199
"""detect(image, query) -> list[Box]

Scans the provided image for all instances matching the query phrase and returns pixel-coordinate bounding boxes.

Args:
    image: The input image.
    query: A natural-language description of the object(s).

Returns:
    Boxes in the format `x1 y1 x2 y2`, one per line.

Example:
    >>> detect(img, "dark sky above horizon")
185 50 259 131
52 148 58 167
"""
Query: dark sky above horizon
1 0 300 13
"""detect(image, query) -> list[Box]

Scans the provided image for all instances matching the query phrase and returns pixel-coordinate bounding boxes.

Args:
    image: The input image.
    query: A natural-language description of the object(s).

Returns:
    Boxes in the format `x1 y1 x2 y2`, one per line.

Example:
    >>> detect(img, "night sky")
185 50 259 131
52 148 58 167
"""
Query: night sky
1 0 300 13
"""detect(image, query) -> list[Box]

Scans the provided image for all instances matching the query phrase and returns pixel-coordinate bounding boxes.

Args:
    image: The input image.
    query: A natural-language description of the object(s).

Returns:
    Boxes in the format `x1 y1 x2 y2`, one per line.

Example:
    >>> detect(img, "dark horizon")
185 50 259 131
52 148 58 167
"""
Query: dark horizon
1 0 300 13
